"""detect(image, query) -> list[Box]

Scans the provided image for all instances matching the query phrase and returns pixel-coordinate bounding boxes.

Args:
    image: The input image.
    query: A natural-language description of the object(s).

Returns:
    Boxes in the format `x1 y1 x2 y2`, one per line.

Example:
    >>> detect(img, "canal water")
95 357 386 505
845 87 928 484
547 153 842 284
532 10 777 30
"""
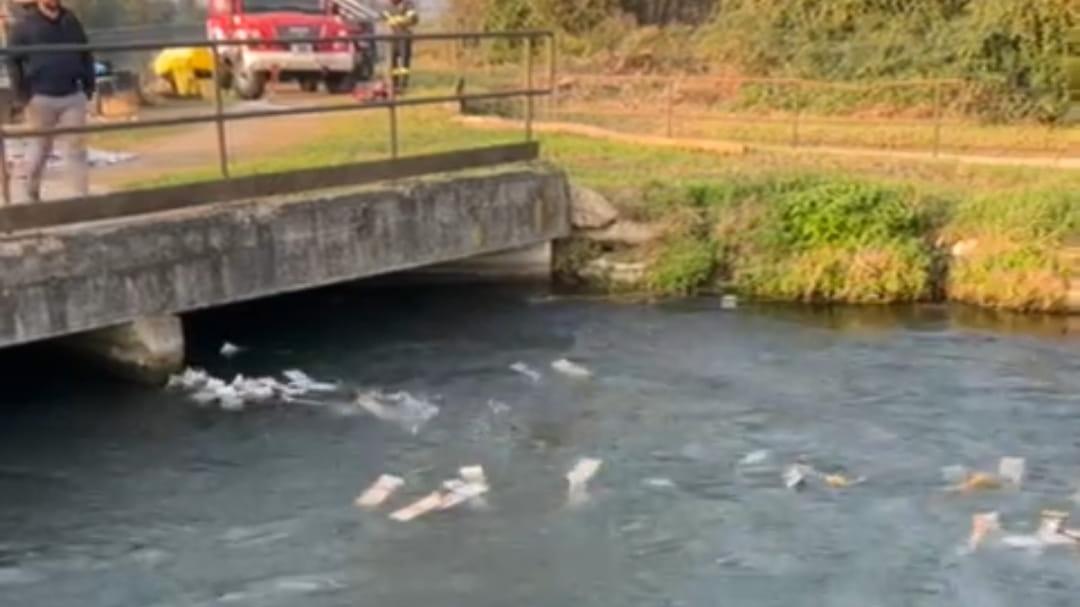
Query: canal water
1 286 1079 607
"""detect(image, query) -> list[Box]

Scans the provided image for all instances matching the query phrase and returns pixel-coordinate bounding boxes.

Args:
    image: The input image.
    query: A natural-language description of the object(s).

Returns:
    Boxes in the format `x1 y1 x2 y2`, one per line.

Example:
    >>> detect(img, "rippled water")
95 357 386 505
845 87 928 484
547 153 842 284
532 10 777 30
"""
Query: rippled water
2 286 1080 607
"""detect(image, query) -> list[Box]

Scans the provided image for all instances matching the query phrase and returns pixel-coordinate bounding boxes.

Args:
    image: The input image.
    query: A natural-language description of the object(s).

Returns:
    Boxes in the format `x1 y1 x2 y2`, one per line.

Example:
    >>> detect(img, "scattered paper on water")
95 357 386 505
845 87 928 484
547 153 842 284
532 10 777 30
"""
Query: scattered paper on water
721 295 739 310
168 367 342 412
282 370 338 393
552 359 593 379
941 465 969 485
567 458 603 489
460 466 487 486
390 492 445 522
220 342 243 359
510 362 542 382
998 457 1025 487
783 465 810 490
438 479 490 511
355 474 405 510
643 477 676 489
739 450 771 466
354 391 440 434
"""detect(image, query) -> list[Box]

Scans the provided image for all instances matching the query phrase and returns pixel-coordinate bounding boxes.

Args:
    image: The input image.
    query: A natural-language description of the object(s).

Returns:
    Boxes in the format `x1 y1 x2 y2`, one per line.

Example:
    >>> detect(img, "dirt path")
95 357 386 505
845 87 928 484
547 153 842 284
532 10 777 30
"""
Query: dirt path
94 95 346 189
456 115 1080 170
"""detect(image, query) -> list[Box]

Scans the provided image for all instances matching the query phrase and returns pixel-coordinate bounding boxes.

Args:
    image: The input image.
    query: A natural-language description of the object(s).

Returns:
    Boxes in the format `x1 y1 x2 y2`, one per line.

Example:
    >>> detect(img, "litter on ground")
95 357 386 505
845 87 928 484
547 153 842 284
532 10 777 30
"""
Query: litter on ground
355 475 405 510
552 359 593 379
510 362 542 382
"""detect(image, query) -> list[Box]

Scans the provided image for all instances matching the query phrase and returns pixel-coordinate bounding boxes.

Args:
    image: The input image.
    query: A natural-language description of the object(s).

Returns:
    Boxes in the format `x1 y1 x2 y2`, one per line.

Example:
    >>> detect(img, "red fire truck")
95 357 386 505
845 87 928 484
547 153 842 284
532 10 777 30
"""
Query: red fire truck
207 0 375 99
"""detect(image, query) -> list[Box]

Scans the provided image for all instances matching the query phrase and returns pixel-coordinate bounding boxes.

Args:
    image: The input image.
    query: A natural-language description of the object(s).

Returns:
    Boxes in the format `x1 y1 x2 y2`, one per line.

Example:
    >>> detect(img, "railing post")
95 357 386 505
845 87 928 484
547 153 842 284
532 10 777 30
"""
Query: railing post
389 89 400 160
791 80 802 148
210 44 230 179
932 80 942 158
548 34 557 121
665 79 675 138
525 34 535 141
0 129 9 207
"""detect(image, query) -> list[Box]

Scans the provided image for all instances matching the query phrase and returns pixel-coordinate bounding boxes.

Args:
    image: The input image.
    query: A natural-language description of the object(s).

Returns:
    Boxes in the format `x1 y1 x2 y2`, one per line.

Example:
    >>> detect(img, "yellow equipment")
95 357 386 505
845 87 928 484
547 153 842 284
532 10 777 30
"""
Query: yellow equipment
153 47 215 98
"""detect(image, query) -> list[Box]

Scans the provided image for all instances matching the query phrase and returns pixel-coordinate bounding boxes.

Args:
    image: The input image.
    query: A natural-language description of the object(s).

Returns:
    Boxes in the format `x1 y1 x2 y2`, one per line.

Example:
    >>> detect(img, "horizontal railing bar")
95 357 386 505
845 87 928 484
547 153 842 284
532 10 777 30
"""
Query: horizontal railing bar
4 88 552 138
0 30 553 55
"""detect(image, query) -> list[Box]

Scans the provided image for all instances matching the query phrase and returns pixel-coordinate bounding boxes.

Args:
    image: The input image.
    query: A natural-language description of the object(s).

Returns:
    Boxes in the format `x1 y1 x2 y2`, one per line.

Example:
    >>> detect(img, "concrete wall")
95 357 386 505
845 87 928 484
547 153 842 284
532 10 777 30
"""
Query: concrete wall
0 162 570 348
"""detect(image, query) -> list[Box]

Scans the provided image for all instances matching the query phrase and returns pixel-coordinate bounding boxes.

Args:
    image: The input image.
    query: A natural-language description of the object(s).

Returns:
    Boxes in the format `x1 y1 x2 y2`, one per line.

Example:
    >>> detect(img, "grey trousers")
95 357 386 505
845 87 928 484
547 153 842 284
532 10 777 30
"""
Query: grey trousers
14 93 89 203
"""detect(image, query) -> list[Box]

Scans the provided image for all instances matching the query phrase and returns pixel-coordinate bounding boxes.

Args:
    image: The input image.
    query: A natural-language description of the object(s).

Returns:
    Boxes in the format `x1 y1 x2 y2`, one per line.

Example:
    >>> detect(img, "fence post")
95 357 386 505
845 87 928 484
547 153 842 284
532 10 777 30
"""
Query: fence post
549 35 559 121
0 130 9 207
525 35 535 141
389 90 400 160
665 79 675 138
791 80 802 148
932 80 942 158
210 44 230 179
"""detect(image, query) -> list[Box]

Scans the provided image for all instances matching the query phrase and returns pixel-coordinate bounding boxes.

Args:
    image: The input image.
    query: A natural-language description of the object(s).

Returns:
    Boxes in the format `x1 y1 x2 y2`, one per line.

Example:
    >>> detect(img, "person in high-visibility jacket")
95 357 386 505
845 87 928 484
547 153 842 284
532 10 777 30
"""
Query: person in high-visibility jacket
382 0 418 91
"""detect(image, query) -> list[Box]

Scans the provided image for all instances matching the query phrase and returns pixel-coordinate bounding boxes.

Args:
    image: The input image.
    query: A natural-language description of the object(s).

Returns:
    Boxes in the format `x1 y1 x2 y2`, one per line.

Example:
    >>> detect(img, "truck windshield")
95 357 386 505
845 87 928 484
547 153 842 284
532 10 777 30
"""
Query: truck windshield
242 0 323 13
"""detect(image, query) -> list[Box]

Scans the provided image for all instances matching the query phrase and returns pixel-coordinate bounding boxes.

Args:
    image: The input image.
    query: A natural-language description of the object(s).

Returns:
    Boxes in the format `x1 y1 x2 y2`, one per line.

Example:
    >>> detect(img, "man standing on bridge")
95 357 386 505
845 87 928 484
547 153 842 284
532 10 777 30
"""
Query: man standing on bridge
383 0 418 93
7 0 94 204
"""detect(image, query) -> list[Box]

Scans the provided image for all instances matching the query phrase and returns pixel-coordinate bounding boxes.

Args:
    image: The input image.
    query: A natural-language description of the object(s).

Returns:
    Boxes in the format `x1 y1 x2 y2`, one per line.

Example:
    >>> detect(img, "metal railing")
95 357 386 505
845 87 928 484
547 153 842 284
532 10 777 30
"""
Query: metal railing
0 30 555 207
548 73 1076 159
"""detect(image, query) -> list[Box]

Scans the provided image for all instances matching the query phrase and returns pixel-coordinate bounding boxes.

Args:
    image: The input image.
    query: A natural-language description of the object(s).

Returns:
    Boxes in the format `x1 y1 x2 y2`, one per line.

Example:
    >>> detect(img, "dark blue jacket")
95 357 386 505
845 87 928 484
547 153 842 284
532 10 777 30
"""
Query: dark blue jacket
8 7 95 102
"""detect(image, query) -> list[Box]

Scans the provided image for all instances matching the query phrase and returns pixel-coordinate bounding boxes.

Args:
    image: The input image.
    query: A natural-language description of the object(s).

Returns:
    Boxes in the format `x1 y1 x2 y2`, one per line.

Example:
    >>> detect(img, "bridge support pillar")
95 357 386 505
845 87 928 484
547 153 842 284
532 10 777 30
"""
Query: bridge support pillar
62 315 185 386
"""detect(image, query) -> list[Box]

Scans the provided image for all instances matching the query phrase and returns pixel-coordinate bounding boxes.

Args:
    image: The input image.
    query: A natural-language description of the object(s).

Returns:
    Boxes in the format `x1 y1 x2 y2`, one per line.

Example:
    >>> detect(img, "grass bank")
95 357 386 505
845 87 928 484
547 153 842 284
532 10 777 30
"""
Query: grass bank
603 172 1079 312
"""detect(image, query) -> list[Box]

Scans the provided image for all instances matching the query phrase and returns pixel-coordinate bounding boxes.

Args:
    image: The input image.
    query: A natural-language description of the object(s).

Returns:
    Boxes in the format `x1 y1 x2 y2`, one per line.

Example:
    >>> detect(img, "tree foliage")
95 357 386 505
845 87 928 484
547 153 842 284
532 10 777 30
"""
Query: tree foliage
448 0 1078 120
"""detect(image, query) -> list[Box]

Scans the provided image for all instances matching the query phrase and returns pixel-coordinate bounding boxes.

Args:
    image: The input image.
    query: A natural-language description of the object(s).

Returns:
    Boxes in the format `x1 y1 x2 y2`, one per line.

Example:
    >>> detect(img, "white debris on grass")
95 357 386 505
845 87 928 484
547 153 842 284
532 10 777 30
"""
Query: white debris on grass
354 475 405 510
552 359 593 379
509 362 542 383
220 342 244 359
354 391 440 435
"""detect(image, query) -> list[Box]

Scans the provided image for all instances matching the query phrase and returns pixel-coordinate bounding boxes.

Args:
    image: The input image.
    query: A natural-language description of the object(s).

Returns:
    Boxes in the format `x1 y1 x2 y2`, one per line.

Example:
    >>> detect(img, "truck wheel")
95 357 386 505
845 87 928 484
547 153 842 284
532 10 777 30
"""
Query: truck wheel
325 72 356 95
299 77 320 93
234 69 266 100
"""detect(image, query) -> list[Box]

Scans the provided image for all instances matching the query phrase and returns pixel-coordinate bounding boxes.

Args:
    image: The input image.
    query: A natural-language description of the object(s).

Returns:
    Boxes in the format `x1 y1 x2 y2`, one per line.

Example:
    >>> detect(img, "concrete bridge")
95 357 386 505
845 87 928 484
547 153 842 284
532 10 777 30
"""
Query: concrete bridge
0 29 561 381
0 144 570 382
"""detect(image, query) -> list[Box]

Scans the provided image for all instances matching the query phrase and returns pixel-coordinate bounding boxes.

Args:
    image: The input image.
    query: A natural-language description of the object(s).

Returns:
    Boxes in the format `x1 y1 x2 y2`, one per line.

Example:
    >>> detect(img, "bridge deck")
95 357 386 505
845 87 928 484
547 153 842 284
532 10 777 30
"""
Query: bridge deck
0 159 570 349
